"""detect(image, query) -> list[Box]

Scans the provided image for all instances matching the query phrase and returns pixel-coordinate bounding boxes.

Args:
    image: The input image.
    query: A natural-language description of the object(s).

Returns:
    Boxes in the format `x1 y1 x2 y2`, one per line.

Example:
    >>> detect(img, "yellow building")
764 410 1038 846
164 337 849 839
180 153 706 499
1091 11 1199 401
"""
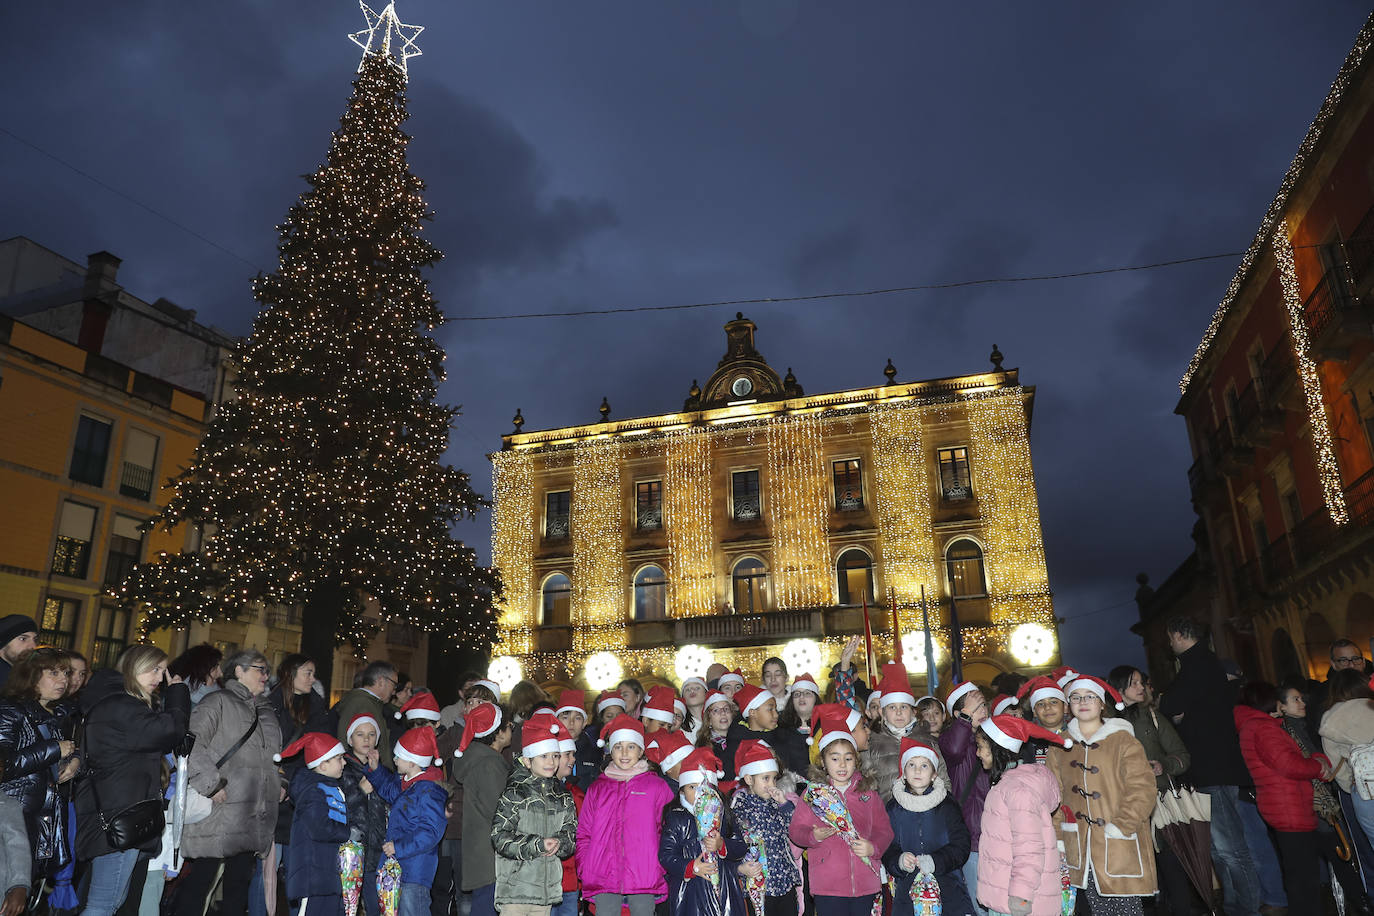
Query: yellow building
490 315 1060 692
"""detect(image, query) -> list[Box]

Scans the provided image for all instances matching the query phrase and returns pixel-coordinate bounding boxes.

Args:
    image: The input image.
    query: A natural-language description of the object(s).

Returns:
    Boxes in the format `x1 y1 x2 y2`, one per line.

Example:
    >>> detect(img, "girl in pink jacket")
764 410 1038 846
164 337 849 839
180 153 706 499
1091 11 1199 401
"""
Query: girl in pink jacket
788 719 894 916
974 716 1071 916
576 714 674 916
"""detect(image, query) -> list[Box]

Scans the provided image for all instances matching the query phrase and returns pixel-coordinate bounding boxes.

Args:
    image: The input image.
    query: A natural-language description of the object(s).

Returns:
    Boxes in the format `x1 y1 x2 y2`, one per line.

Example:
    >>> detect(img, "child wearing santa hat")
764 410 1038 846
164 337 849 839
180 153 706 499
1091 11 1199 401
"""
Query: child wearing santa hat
576 714 674 916
659 748 749 916
279 732 350 914
973 716 1073 916
723 684 781 781
554 734 585 916
365 725 451 916
868 663 950 804
555 689 602 790
938 681 990 914
493 715 578 916
452 702 514 916
341 713 390 916
882 738 973 916
395 691 443 728
730 740 802 916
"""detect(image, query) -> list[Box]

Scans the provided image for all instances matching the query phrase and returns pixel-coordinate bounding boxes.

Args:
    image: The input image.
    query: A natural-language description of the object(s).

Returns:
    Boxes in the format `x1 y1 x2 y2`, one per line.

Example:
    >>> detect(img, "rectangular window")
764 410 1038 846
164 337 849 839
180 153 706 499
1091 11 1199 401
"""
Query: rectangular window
937 447 972 501
39 596 79 650
104 515 144 586
1283 489 1302 532
833 459 863 511
120 429 159 501
93 603 132 667
544 490 570 540
69 415 113 486
52 501 97 578
732 469 761 521
635 480 662 531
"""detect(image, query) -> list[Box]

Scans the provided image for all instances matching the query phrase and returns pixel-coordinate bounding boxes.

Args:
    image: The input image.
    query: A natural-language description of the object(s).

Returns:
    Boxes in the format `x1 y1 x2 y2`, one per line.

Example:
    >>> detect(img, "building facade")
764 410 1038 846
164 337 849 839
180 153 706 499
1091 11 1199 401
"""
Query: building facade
490 315 1060 692
1138 16 1374 685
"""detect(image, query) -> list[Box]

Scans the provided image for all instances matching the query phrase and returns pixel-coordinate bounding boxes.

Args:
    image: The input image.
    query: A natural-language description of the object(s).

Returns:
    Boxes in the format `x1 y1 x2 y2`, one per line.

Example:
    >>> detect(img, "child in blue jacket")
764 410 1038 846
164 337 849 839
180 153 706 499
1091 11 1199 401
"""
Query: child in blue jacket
367 726 451 916
881 738 973 916
279 732 352 914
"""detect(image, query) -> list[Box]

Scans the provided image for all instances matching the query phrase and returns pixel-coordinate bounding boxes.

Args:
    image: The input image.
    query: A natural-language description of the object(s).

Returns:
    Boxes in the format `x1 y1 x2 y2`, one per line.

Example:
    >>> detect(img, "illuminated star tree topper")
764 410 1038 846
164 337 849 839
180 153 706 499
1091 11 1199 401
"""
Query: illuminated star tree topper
349 0 423 75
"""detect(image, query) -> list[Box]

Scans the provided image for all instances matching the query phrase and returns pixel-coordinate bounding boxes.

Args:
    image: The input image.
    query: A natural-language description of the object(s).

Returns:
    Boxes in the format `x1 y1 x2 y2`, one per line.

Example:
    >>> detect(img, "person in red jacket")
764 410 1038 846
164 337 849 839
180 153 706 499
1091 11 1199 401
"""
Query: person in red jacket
555 735 584 916
1234 681 1334 916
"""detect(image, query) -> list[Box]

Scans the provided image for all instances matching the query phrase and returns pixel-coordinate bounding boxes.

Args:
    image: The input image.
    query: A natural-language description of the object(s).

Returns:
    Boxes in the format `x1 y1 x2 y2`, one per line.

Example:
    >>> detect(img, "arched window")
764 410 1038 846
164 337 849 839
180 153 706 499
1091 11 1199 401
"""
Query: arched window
541 573 571 626
732 557 768 614
945 539 987 598
634 565 668 621
836 549 874 606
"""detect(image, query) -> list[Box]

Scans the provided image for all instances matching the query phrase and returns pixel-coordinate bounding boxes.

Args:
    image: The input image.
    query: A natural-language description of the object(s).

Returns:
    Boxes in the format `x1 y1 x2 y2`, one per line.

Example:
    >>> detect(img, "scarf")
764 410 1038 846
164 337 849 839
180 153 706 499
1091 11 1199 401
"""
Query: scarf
602 759 651 782
1281 716 1342 820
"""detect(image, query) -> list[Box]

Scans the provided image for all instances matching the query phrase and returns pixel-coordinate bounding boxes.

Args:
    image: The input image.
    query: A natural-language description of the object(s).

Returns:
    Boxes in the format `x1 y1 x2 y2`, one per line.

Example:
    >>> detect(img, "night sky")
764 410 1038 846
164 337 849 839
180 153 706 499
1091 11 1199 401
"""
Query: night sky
5 2 1369 672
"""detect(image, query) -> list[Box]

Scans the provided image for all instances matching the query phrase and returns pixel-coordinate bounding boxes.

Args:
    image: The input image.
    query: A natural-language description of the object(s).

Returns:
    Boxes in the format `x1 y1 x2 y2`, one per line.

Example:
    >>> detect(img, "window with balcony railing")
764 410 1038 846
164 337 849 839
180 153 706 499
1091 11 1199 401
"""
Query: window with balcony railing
833 459 863 511
938 447 972 501
544 490 570 540
120 429 159 500
732 470 761 521
69 415 112 487
635 480 662 531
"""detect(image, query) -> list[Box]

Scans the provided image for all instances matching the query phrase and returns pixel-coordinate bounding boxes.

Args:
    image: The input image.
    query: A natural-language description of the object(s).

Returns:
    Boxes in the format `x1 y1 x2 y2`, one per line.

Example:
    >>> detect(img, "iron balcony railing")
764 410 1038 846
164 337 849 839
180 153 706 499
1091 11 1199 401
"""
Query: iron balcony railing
1301 267 1358 341
119 462 154 501
1346 466 1374 527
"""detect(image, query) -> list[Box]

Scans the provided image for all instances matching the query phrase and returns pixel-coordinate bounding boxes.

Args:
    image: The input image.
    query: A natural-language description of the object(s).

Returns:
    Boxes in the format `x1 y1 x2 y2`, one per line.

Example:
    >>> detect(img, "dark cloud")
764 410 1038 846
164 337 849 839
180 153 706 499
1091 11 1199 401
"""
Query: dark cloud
788 225 863 286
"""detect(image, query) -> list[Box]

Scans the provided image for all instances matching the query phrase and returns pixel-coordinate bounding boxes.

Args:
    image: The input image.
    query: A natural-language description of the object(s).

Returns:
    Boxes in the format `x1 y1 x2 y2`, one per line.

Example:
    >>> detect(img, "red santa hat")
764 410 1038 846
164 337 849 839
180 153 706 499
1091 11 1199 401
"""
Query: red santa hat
454 702 502 757
1051 666 1080 690
945 681 980 715
807 702 863 744
641 686 678 725
1065 675 1125 711
558 736 577 753
680 676 708 694
395 725 444 768
980 714 1073 753
555 689 588 721
647 728 694 773
899 737 940 772
346 712 380 742
595 690 627 715
733 683 774 719
677 747 724 787
717 669 745 690
702 690 732 712
992 694 1019 716
811 707 858 754
791 673 821 696
735 739 779 778
598 713 645 749
520 713 563 758
1017 675 1066 708
395 691 441 722
877 663 916 708
674 697 687 719
275 732 345 769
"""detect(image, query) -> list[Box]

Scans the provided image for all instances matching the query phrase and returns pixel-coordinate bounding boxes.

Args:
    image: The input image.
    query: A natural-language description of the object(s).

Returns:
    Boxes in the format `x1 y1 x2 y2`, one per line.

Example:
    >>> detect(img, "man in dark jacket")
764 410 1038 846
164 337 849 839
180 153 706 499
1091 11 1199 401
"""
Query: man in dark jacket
0 616 36 689
1159 616 1261 916
332 661 397 767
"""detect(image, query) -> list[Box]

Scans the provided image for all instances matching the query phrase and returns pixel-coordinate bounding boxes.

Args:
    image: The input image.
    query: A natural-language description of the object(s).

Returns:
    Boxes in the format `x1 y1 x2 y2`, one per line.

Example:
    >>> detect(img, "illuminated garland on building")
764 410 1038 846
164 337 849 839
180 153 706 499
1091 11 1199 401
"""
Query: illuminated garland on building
665 428 716 617
490 450 535 653
1273 233 1349 524
867 401 939 620
764 413 832 608
1180 14 1374 394
571 439 625 651
965 389 1055 626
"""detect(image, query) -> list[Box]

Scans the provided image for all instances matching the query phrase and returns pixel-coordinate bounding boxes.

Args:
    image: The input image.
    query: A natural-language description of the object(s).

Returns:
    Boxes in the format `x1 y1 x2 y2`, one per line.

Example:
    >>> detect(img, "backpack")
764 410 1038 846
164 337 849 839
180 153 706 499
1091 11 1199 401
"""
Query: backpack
1350 741 1374 800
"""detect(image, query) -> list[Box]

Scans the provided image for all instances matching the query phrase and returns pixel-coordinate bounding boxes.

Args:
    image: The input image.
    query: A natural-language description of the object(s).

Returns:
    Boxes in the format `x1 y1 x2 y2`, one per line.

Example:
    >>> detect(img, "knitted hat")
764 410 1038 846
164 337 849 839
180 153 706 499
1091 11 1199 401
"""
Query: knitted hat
733 683 773 719
980 714 1072 753
595 691 626 715
735 739 778 778
1051 666 1080 690
791 673 821 696
395 692 441 721
642 686 678 725
0 615 36 649
275 732 345 768
555 689 587 720
346 712 380 742
1017 675 1066 708
472 678 502 697
395 726 444 768
899 737 940 772
454 702 501 757
678 747 724 787
680 676 708 695
992 694 1018 716
877 663 915 708
945 681 980 715
521 713 563 758
647 729 694 773
598 713 645 749
702 690 732 712
1065 675 1125 711
717 669 745 690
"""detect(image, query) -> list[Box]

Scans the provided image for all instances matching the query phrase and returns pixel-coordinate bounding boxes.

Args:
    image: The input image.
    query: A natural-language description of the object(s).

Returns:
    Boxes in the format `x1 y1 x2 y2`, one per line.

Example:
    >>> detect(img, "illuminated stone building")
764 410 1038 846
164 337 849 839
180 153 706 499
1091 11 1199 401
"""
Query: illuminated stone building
489 314 1060 691
1136 17 1374 685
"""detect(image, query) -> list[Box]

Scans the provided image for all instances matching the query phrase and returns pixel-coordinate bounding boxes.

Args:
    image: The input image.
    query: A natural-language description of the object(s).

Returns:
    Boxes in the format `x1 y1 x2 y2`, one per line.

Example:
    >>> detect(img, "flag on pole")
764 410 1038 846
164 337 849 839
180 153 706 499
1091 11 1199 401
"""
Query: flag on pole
891 589 903 664
861 595 876 686
920 585 939 697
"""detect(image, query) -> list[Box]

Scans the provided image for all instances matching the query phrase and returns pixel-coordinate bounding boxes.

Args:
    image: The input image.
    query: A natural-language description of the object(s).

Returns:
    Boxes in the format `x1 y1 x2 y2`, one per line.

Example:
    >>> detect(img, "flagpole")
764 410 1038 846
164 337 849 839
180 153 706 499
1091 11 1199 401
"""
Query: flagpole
920 585 939 696
891 587 902 664
861 594 875 686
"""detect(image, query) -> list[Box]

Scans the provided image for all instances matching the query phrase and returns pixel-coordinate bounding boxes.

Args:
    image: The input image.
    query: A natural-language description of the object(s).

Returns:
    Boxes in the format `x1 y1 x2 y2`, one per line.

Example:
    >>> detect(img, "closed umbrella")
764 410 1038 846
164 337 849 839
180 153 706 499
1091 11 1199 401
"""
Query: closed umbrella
1151 779 1216 913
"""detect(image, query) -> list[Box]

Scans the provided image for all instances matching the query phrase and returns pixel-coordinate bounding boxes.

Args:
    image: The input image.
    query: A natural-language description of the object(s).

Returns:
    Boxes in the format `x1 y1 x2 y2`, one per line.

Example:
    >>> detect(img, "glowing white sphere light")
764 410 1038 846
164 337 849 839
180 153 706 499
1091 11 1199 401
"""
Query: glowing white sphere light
900 632 945 674
1010 623 1056 666
674 645 713 682
488 655 522 694
584 651 624 691
781 638 823 677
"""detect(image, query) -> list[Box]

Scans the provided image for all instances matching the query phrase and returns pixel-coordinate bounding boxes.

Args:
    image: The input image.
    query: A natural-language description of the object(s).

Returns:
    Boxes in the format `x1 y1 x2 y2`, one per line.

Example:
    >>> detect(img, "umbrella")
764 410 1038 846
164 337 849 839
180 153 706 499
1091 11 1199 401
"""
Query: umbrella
47 801 80 911
1151 780 1216 913
172 750 188 870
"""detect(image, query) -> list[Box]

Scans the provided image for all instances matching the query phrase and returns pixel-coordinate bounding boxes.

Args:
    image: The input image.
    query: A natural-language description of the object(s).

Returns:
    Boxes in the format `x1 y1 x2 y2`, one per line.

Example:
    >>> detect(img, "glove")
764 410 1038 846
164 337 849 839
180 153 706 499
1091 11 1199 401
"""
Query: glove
915 854 935 875
1009 896 1032 916
174 732 197 759
1103 822 1128 840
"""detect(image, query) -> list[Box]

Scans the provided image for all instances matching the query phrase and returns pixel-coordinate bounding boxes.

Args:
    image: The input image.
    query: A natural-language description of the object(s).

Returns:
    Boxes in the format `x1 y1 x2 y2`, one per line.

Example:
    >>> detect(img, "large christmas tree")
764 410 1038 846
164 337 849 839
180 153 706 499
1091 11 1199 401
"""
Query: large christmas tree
115 5 498 683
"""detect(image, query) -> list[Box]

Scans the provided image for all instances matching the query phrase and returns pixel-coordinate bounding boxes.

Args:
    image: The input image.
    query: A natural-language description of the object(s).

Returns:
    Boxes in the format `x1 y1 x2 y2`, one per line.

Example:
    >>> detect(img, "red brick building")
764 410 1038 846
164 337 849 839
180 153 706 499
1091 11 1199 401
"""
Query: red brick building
1137 16 1374 684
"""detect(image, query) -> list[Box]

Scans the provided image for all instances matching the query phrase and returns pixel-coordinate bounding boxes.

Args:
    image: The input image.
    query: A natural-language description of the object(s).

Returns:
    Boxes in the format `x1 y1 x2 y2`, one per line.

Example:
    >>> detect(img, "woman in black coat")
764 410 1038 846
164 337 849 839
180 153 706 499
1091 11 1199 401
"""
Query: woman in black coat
0 647 79 885
267 655 330 847
76 646 190 916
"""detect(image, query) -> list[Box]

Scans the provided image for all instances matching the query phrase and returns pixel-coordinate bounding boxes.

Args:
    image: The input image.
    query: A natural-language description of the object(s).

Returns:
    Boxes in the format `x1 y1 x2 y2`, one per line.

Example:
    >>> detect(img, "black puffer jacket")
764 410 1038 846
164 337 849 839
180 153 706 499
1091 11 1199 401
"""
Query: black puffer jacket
340 754 389 875
0 697 73 875
74 669 191 860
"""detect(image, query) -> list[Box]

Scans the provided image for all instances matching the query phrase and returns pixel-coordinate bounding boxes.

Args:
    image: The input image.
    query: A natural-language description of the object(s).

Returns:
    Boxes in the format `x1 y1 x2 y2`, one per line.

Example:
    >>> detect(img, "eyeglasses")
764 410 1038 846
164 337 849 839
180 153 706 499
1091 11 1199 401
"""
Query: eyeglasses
1333 654 1363 668
248 664 271 675
1067 694 1100 704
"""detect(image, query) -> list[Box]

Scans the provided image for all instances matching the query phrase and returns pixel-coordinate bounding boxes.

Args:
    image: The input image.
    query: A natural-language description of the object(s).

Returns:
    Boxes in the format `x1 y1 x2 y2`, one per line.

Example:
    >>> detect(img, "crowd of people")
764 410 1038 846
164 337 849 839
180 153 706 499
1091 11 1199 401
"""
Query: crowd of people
1 613 1374 916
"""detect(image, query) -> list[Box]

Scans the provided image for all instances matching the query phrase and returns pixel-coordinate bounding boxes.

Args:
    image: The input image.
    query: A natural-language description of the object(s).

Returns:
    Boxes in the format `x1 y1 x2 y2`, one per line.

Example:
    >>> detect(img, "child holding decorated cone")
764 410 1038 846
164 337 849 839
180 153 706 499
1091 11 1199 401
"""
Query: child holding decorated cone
731 739 801 916
659 747 749 916
493 714 577 916
368 725 451 916
341 713 390 916
883 737 972 916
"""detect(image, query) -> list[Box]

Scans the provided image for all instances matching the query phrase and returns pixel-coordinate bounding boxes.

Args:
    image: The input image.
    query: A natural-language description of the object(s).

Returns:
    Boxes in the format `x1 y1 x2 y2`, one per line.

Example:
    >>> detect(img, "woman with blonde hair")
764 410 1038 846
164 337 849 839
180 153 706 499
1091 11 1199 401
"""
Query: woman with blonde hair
75 644 191 916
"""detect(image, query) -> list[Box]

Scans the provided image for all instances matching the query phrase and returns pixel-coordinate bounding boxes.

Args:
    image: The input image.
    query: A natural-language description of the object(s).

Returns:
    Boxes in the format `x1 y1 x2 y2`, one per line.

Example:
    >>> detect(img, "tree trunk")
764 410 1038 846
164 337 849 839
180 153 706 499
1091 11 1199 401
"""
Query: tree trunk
301 582 343 698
